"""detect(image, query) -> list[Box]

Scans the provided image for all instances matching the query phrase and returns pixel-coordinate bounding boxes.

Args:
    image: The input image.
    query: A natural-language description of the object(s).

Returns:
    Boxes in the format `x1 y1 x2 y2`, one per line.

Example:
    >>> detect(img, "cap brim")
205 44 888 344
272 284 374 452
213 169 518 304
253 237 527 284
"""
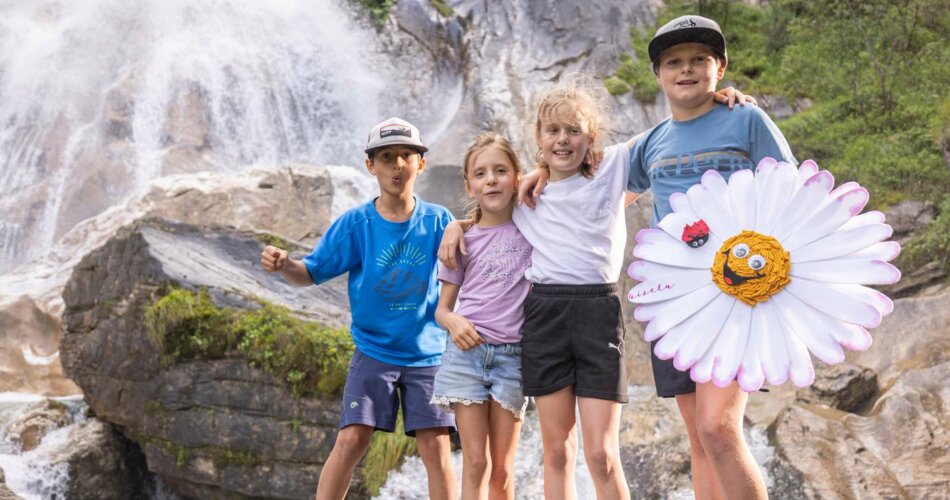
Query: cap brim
365 144 429 155
648 28 726 63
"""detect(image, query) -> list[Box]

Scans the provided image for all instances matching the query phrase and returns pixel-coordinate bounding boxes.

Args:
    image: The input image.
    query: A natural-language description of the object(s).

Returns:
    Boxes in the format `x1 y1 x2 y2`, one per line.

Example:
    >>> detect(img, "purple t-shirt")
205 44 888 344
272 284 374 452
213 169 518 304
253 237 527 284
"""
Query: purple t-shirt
437 221 532 344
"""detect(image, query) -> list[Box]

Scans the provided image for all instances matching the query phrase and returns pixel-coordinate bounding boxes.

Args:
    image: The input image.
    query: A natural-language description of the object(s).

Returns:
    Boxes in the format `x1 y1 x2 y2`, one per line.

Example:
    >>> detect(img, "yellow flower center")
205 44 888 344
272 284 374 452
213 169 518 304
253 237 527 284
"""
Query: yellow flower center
711 230 791 306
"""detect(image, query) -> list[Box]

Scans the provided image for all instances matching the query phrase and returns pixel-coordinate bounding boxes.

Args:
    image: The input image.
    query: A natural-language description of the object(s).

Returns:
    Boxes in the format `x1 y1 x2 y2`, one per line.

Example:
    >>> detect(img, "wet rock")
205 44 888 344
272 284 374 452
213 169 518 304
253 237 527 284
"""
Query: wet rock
770 363 950 499
796 363 878 413
2 399 70 452
35 418 149 499
61 219 349 499
885 200 937 242
0 467 23 500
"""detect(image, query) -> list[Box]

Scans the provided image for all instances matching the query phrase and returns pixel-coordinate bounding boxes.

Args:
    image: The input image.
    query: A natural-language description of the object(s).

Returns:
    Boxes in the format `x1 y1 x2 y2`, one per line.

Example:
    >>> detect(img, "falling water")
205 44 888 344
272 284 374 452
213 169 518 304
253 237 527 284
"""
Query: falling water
0 0 461 275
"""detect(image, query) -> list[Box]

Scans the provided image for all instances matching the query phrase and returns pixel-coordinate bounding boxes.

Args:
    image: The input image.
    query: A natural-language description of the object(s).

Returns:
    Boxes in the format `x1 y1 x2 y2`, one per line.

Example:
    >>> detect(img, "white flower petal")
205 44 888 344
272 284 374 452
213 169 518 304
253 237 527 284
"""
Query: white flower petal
628 269 714 304
673 295 738 371
840 241 901 262
640 284 721 341
781 188 870 251
784 278 883 328
769 171 835 241
754 301 790 386
791 259 901 285
771 292 846 364
836 284 894 316
737 311 765 392
754 161 797 233
784 327 816 387
794 159 820 191
791 223 893 263
727 169 757 231
687 184 739 241
627 260 693 280
670 192 700 221
838 210 885 231
652 294 733 359
829 322 873 352
711 304 752 387
632 229 714 269
657 211 722 248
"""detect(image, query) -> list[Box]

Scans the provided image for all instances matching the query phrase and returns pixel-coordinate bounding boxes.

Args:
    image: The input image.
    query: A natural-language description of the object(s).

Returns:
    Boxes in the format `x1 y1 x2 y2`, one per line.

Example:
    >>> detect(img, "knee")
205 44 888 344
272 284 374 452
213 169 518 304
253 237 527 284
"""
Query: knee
695 416 741 456
462 452 490 479
415 432 452 462
333 427 372 459
543 440 576 471
583 446 620 480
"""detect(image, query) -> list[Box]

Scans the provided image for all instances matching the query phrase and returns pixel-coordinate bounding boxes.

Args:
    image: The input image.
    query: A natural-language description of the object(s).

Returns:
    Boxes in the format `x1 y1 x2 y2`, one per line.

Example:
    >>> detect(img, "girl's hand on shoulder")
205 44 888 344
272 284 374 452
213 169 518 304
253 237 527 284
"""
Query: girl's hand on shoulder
438 220 472 270
445 313 483 350
714 86 758 109
517 167 550 209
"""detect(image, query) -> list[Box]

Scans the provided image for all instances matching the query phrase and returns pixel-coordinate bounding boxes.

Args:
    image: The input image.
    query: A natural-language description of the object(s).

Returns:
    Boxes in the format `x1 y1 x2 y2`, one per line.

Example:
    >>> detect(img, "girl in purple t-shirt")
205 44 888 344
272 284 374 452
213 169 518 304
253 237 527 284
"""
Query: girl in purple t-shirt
430 133 532 500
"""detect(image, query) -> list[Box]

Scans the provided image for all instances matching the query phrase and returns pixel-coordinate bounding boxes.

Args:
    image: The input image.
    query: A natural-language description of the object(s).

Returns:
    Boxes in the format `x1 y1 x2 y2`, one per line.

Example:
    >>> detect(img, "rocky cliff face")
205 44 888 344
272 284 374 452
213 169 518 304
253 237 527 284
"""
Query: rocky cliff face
60 218 353 499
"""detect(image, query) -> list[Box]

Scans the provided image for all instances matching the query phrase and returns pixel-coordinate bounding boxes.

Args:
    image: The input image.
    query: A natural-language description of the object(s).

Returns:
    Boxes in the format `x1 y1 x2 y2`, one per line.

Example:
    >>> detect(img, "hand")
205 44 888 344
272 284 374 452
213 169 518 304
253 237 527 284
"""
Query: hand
714 86 758 109
517 167 550 209
445 313 483 350
590 149 604 172
261 245 288 272
438 221 468 270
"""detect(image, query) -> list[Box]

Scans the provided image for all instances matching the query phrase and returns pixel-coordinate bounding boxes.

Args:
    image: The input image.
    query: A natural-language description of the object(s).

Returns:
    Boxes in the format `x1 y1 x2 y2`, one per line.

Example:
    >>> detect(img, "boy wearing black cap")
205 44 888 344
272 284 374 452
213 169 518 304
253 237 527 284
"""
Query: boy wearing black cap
626 15 795 500
261 117 458 500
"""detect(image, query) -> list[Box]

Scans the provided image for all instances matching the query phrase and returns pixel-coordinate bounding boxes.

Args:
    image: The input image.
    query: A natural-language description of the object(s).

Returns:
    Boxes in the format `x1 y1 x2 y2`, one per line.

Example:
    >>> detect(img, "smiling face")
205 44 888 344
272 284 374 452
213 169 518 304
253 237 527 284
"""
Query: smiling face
465 145 519 224
711 230 791 306
536 104 594 181
655 43 726 116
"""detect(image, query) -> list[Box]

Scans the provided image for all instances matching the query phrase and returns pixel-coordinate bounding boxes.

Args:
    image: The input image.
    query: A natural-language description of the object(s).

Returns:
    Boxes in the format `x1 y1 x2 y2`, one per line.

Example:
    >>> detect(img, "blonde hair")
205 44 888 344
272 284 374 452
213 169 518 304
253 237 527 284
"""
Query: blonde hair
534 74 611 179
462 133 522 223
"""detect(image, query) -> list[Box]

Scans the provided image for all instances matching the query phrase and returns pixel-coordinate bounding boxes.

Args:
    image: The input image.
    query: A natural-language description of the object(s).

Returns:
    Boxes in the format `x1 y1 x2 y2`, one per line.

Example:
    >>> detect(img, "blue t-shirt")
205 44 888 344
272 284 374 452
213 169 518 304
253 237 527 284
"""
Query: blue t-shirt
628 104 797 227
303 197 454 367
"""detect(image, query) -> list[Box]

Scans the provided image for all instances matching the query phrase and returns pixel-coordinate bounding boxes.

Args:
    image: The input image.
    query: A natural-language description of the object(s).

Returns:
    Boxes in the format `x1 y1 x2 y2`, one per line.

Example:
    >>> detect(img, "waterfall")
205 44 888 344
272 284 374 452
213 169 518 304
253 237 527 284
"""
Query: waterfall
0 0 460 275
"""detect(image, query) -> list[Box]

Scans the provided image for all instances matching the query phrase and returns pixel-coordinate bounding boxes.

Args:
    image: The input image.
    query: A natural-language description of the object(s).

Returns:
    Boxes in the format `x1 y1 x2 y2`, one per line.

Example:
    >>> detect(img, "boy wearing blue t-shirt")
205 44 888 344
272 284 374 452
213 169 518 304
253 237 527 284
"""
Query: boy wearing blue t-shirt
626 15 795 500
261 117 458 500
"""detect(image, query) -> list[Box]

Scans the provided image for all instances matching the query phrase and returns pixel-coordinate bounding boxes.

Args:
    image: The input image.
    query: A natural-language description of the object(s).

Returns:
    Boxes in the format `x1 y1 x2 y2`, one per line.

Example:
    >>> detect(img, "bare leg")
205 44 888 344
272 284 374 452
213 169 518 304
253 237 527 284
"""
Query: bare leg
577 397 629 500
415 426 459 500
674 393 724 500
694 383 767 500
487 400 523 500
455 403 491 500
315 424 374 500
534 386 578 500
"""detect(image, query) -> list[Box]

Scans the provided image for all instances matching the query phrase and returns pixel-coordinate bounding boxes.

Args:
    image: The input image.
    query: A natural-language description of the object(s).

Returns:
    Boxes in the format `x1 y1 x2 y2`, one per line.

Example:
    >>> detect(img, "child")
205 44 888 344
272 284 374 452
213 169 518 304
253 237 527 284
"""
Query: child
627 15 794 500
260 117 458 500
440 78 754 498
430 133 532 500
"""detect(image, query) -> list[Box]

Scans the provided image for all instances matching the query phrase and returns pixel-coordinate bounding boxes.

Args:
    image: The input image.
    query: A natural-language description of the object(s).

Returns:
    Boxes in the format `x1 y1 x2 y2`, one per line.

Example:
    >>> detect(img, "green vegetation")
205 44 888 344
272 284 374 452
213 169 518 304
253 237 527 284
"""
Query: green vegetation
258 233 292 251
430 0 454 17
350 0 396 26
362 414 419 497
146 436 259 468
145 288 353 397
610 0 950 272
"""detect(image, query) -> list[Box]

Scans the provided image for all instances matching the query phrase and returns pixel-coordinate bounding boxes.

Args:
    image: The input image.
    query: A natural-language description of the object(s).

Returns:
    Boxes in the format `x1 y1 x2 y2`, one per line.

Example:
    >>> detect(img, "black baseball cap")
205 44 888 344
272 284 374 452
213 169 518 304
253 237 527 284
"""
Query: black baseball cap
648 15 727 73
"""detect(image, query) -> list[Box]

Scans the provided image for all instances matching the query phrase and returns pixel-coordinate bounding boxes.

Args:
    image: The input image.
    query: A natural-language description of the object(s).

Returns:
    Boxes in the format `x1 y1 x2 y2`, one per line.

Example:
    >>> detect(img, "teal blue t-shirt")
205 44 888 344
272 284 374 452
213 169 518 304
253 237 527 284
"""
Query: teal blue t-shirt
303 197 453 367
628 104 796 227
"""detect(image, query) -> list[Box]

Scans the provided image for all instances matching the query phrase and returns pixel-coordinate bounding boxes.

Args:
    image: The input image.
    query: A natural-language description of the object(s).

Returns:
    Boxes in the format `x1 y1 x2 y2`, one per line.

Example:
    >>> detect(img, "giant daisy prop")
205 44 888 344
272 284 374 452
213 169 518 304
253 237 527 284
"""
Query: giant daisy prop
627 158 900 391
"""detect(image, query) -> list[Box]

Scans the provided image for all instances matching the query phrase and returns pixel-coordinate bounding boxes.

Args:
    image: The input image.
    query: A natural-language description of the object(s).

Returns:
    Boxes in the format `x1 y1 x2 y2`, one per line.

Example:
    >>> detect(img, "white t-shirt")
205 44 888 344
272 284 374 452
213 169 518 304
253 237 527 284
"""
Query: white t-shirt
513 143 631 284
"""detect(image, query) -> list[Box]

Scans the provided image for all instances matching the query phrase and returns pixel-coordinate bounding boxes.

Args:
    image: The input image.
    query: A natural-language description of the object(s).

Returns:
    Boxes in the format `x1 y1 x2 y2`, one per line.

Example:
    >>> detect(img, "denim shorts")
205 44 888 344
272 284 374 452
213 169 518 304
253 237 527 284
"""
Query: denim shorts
339 349 456 436
431 339 528 420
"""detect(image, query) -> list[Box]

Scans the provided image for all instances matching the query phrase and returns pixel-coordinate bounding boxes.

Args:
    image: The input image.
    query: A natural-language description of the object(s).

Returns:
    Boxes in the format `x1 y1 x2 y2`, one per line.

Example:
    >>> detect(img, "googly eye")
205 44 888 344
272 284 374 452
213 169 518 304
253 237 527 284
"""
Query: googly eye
748 255 766 271
732 244 750 259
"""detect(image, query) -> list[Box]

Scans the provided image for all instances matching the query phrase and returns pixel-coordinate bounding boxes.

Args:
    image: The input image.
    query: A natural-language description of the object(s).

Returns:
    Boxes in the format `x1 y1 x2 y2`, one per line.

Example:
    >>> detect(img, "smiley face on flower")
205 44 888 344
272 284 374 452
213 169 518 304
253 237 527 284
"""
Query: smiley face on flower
711 231 791 306
627 159 901 391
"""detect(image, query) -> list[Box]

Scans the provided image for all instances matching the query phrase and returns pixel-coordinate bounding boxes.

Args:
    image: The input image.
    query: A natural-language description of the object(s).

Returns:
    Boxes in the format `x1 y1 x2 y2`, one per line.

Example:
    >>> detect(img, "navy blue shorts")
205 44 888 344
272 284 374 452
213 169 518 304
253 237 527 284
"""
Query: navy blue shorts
339 349 456 436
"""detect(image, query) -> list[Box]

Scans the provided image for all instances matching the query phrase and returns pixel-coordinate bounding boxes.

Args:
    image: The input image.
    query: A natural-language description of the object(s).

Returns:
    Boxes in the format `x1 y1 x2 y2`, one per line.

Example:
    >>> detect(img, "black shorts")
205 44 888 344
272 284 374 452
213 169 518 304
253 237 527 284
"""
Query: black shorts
650 341 695 398
521 283 628 403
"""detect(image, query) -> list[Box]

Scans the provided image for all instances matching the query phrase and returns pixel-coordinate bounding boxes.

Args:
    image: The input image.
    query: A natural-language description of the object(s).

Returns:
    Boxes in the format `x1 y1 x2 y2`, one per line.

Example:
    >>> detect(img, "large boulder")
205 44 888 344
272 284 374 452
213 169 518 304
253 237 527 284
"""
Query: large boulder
60 218 352 498
770 362 950 499
0 163 372 396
